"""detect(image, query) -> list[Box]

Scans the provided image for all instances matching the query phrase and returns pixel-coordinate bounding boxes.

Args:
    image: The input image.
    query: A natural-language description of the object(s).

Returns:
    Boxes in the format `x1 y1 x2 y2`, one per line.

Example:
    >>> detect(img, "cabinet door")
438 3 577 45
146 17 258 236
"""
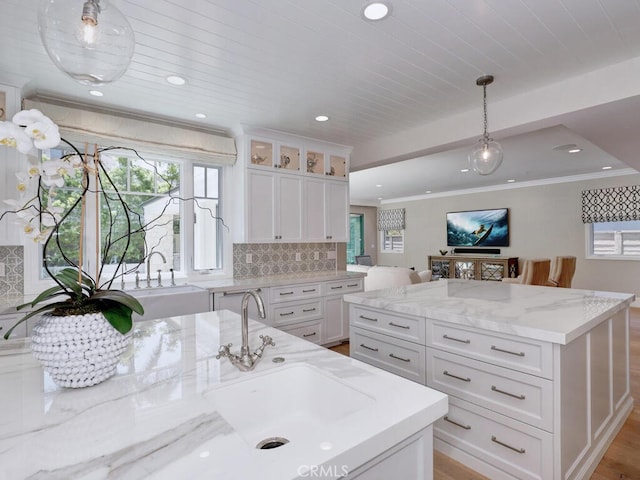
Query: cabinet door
304 177 327 242
276 173 303 241
324 295 348 344
247 169 276 242
325 180 349 242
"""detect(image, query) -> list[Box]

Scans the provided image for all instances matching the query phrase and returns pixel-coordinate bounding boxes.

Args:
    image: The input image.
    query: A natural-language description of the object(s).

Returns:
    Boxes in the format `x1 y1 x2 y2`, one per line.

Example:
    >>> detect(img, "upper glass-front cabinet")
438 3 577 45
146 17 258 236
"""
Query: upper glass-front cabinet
246 135 349 180
250 139 273 168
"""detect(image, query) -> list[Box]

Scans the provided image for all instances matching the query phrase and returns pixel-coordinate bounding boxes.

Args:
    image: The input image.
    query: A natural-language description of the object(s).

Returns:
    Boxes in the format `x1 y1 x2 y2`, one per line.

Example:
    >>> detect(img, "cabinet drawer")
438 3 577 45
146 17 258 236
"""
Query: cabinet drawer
325 278 363 296
428 321 553 379
351 327 425 384
427 349 553 432
435 398 553 480
270 299 323 327
351 305 425 344
279 320 323 344
270 283 322 303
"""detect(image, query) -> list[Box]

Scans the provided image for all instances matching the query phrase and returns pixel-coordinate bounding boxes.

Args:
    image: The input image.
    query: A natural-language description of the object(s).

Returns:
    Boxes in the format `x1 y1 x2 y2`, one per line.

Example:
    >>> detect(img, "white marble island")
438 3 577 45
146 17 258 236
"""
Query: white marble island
344 279 635 480
0 310 447 480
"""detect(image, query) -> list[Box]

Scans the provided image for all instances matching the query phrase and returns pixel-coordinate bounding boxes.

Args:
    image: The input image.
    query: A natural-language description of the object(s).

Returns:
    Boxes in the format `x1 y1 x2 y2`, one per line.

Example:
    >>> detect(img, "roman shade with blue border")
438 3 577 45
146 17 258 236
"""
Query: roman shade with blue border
581 185 640 223
377 208 405 230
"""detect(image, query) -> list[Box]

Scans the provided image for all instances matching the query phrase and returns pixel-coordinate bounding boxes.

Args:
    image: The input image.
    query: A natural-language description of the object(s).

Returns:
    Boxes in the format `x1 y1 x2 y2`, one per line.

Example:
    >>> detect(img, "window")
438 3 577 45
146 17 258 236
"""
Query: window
35 144 224 287
347 213 364 264
381 229 404 253
193 165 222 270
587 220 640 259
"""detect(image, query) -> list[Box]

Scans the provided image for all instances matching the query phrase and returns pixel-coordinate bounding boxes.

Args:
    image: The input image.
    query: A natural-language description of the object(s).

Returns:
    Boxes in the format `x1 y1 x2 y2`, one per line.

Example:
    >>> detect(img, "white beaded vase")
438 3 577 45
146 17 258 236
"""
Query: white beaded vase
31 312 132 388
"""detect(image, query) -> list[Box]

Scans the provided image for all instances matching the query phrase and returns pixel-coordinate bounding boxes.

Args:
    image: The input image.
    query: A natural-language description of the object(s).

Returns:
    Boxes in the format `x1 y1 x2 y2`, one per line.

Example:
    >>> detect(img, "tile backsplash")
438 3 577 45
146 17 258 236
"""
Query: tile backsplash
233 243 336 278
0 246 23 297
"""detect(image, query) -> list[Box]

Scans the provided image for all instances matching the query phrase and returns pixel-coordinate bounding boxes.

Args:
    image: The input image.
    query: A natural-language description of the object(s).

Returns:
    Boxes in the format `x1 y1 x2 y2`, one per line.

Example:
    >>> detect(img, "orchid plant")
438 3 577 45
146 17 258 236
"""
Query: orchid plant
0 109 144 339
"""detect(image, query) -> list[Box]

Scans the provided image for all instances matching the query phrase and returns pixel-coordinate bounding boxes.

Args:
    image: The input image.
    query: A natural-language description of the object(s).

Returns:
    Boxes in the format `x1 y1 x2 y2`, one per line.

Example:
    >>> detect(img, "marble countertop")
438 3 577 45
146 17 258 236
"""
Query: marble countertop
0 310 447 479
343 279 635 344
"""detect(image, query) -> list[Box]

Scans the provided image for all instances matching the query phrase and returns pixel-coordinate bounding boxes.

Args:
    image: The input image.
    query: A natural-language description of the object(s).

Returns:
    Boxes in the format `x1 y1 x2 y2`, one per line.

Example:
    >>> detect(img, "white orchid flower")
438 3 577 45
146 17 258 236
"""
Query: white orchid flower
41 206 63 227
12 109 49 126
15 172 30 194
27 164 41 177
0 121 34 154
26 120 60 150
41 159 71 188
4 199 38 220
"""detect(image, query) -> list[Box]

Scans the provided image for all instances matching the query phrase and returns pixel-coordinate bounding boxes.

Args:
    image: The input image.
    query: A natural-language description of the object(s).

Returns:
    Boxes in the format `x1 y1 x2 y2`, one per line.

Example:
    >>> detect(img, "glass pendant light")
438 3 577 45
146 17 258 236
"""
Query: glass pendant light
38 0 135 86
468 75 503 175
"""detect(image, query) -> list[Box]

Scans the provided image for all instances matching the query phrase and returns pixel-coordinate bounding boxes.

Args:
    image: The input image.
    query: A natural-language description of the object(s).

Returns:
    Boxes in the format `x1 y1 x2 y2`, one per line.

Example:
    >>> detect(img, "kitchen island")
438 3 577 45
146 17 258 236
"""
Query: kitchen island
344 279 634 480
0 310 447 479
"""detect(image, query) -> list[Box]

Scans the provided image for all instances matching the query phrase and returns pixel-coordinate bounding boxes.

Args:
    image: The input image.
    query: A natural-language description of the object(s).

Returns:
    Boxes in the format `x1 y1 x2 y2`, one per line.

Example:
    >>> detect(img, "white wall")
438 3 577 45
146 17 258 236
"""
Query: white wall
378 173 640 298
350 205 378 265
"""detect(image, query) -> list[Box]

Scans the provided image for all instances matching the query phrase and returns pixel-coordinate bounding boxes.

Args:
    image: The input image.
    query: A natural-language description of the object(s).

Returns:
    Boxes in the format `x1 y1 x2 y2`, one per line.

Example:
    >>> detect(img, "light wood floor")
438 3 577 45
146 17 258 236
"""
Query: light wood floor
329 308 640 479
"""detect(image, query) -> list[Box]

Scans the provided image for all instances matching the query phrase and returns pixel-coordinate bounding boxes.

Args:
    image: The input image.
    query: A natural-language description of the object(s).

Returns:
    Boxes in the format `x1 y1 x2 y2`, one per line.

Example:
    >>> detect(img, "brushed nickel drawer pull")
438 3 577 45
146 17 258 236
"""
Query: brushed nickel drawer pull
491 435 526 454
444 415 471 430
389 322 410 329
303 289 316 293
280 291 294 296
491 345 525 357
347 283 359 287
491 385 526 400
443 370 471 382
303 332 317 338
279 311 295 316
359 315 378 322
331 285 343 290
302 308 316 312
360 343 379 352
443 334 471 344
389 353 411 362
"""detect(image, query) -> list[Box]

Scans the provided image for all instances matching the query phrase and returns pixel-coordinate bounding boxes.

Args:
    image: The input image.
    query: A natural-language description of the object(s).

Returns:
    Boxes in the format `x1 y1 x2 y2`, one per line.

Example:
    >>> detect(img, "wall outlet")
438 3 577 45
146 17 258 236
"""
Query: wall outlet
295 252 301 261
327 250 336 260
0 262 4 277
314 252 320 260
246 253 252 264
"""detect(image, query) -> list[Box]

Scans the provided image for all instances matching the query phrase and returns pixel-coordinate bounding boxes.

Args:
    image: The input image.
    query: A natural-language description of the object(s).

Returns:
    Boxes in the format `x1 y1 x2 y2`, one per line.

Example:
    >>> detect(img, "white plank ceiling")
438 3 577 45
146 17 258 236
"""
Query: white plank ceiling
1 0 640 201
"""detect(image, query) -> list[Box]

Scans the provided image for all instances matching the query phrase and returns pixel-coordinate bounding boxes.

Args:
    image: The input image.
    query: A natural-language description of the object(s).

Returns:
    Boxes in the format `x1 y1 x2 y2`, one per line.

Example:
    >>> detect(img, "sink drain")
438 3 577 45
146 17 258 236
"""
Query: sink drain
256 437 290 450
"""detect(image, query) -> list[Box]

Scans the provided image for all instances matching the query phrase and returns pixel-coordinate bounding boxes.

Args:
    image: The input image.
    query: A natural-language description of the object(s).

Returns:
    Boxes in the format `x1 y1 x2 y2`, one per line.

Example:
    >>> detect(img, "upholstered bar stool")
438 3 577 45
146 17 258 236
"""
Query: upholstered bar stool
546 256 576 288
502 258 551 286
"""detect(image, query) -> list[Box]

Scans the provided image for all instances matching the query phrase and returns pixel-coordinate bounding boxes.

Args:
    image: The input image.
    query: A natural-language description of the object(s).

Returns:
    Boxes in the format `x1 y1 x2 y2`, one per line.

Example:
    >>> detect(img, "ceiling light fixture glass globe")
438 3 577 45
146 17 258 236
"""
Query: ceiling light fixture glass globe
38 0 135 86
468 75 503 175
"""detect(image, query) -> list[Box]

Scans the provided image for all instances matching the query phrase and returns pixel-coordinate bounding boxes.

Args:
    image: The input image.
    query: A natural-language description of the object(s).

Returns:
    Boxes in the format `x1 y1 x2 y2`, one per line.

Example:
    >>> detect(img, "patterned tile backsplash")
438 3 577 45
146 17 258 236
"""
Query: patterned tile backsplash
0 246 23 297
233 243 337 278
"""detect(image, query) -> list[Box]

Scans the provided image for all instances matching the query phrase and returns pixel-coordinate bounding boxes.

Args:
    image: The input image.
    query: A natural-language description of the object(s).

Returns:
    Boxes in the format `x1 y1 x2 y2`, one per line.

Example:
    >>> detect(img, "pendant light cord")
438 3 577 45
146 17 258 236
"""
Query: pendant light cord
482 84 489 141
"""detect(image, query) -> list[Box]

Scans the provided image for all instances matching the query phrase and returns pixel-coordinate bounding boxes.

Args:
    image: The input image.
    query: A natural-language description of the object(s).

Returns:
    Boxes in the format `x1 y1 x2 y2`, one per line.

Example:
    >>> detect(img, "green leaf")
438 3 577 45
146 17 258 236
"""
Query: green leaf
3 302 71 340
99 301 134 335
17 285 67 310
92 290 144 315
58 268 95 290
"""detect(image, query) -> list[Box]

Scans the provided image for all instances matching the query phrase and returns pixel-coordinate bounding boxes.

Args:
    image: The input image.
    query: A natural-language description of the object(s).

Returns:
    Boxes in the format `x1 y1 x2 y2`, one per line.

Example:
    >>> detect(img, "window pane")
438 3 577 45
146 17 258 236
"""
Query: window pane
591 220 640 256
194 198 219 270
194 166 205 197
207 168 219 198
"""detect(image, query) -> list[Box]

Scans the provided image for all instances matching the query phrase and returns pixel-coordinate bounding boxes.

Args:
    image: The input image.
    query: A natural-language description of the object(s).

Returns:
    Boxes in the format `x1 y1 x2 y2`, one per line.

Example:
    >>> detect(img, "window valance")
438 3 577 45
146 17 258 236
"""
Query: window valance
377 208 405 231
23 98 237 165
581 185 640 223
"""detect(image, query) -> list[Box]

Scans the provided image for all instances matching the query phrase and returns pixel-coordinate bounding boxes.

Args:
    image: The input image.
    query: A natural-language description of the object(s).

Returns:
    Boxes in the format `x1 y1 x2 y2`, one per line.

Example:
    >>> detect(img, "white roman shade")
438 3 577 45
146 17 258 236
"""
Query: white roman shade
581 185 640 223
377 208 405 231
23 98 237 165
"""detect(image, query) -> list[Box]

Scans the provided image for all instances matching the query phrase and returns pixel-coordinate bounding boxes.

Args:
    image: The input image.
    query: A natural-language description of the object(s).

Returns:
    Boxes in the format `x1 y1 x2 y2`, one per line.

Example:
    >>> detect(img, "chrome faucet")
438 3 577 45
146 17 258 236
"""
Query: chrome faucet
146 251 166 287
216 290 275 371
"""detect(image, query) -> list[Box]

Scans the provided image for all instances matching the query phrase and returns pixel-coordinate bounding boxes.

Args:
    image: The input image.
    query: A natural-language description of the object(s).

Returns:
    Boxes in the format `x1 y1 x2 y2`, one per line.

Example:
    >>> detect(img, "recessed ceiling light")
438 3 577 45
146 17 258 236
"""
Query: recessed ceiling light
376 184 382 187
166 75 186 86
377 197 383 200
460 168 470 173
425 190 432 194
315 115 329 122
602 166 613 170
553 143 581 153
507 179 516 183
195 113 207 119
568 148 582 153
89 90 103 97
363 2 391 21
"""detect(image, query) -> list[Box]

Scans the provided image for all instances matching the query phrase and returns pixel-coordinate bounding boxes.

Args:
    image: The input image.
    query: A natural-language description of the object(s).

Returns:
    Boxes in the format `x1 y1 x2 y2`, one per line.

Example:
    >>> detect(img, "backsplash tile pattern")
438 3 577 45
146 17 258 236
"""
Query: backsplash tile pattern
233 243 336 278
0 246 24 297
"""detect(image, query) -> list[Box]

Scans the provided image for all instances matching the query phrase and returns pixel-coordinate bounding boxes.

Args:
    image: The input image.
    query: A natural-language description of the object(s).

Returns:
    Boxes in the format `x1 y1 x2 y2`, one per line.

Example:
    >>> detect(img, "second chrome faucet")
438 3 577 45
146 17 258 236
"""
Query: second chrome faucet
146 251 166 288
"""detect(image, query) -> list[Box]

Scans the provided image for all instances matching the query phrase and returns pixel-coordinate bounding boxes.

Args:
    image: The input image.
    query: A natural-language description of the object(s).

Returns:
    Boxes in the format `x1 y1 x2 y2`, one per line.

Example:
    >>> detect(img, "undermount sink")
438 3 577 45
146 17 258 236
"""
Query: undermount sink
129 284 210 320
204 363 375 447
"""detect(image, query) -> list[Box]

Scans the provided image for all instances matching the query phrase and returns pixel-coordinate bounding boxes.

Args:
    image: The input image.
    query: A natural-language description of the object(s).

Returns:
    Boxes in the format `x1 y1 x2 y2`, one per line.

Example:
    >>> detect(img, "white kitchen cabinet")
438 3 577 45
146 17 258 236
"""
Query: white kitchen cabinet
246 169 302 243
304 178 349 242
323 278 363 345
212 287 272 324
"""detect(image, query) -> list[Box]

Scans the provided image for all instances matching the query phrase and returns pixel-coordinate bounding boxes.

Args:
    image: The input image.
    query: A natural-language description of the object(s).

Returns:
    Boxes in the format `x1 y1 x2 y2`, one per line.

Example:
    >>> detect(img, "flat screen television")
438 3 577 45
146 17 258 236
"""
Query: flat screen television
446 208 509 247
